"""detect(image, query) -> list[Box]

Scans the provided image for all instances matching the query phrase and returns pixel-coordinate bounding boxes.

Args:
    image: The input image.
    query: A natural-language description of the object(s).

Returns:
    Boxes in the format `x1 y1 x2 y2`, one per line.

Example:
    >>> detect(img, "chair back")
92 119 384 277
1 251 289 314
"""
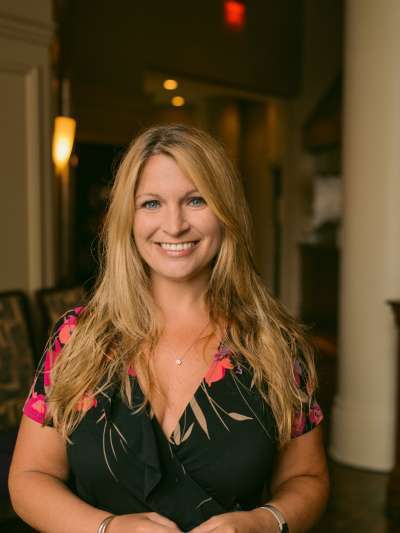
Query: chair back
0 291 35 431
37 285 86 334
0 291 36 520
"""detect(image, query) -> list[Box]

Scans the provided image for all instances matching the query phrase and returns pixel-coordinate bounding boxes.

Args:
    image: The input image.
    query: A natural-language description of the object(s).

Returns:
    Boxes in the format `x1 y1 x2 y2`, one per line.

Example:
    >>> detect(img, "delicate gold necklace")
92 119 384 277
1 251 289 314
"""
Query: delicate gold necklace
173 320 211 366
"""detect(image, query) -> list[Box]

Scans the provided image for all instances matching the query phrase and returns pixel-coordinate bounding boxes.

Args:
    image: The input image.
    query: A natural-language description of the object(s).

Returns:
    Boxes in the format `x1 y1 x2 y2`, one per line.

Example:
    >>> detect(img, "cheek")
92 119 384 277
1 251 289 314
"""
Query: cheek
133 214 155 241
204 215 223 244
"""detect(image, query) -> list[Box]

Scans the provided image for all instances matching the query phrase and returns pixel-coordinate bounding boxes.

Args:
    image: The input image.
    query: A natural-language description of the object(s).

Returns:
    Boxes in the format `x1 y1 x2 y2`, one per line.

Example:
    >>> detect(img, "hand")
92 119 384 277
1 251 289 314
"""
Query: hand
188 509 278 532
108 512 182 532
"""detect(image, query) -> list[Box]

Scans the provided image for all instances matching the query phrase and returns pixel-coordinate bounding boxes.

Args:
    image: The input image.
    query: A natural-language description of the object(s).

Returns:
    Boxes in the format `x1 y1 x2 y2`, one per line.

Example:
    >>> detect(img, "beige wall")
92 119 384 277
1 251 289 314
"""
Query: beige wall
0 1 54 292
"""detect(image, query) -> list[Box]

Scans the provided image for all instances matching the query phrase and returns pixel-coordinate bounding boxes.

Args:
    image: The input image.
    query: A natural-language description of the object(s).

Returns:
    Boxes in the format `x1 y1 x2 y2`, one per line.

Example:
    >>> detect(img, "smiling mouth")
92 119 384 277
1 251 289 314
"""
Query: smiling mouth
157 241 199 251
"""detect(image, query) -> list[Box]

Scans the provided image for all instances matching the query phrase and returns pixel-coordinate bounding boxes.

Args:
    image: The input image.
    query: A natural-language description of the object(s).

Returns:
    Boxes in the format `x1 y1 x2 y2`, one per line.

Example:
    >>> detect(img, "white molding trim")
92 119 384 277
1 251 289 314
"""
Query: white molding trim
0 10 53 46
0 59 53 291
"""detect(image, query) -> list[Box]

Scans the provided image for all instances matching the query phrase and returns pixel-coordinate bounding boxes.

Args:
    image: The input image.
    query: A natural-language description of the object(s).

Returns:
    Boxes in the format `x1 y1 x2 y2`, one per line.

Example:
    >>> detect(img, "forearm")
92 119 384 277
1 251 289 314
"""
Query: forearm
251 474 329 532
9 470 110 533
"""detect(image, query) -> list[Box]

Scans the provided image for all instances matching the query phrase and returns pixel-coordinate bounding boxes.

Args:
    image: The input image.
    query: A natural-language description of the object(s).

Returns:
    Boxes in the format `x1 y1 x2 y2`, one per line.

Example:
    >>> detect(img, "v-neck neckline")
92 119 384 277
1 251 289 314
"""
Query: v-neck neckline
131 340 230 443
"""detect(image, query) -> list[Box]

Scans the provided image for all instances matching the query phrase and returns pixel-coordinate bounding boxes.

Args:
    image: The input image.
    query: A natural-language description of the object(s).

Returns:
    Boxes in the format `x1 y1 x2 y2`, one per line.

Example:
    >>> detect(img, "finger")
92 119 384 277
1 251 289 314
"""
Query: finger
189 518 220 532
147 512 181 529
189 525 213 532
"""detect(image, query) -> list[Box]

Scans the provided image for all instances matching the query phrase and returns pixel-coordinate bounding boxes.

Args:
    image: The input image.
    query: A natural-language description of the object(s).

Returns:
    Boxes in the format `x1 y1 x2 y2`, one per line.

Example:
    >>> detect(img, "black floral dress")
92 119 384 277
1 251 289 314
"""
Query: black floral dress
23 308 323 531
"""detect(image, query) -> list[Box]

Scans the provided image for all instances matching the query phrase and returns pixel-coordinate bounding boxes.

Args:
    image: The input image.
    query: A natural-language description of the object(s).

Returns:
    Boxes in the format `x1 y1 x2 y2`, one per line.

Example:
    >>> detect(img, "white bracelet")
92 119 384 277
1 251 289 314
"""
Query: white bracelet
97 514 115 533
259 504 288 532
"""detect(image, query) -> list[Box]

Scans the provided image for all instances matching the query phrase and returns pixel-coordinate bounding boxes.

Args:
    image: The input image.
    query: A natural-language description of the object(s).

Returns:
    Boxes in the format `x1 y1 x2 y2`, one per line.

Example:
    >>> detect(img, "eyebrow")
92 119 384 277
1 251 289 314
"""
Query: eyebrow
136 189 200 199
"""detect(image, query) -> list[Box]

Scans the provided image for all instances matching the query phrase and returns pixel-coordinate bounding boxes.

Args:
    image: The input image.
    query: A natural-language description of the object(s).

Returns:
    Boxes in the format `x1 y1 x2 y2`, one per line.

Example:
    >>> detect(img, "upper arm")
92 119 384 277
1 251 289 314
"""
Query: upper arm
270 425 329 494
9 415 69 483
10 308 84 484
271 356 327 491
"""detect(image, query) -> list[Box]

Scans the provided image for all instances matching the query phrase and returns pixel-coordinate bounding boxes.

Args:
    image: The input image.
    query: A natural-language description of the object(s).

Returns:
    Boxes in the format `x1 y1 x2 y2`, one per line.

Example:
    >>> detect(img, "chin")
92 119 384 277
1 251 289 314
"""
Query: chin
151 264 211 283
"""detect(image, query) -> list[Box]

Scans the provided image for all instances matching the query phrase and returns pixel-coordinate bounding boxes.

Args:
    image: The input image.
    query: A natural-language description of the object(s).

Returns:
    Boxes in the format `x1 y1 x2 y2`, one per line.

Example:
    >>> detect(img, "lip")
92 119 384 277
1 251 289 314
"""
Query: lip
156 240 199 245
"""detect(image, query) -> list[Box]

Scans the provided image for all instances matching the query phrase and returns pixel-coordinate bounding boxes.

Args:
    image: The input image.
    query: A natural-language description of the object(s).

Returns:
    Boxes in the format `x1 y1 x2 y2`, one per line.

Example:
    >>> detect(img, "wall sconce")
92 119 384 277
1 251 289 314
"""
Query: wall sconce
52 115 76 284
52 116 76 172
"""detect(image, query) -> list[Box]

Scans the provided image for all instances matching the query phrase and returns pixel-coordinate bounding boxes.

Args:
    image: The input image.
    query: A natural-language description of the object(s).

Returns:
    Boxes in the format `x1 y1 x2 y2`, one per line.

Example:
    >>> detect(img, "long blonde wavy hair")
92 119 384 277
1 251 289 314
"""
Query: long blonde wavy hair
48 124 317 446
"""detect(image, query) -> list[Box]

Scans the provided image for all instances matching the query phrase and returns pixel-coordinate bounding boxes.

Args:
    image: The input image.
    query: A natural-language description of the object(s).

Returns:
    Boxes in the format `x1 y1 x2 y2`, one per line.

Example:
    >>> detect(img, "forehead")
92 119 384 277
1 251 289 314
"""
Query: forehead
136 154 196 195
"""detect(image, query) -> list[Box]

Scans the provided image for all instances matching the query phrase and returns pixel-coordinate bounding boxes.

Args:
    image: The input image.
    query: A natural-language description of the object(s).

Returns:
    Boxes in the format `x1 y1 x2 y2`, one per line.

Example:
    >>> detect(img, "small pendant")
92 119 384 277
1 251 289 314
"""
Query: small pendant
176 358 183 366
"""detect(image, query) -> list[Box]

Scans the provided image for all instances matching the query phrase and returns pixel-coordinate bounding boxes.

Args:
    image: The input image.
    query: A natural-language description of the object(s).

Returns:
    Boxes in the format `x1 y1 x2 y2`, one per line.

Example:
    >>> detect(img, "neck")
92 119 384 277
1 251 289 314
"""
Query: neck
150 272 210 323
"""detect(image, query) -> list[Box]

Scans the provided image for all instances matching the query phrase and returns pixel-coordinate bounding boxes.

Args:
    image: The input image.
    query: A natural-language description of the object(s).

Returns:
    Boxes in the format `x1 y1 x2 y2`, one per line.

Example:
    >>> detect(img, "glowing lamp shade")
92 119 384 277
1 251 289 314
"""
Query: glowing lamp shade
52 116 76 171
171 96 185 107
163 79 178 90
224 0 246 29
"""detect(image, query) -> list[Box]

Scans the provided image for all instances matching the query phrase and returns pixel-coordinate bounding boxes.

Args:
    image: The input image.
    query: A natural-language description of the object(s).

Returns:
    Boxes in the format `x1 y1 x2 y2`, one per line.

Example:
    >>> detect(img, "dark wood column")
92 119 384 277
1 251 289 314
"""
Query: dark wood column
387 301 400 522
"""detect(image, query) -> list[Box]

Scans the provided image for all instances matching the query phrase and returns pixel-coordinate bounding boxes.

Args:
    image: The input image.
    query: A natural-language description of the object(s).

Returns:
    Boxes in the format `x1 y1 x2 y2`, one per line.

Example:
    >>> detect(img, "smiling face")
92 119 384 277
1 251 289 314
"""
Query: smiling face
133 154 223 284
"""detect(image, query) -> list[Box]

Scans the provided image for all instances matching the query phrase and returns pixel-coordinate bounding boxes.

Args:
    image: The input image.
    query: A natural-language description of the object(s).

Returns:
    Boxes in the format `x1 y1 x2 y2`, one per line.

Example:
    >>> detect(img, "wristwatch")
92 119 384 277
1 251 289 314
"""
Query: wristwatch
259 504 289 532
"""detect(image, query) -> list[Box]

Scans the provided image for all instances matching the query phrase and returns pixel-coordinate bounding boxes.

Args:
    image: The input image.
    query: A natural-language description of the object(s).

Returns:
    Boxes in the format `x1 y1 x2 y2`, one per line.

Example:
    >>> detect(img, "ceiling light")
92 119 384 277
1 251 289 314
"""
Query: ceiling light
171 96 185 107
163 79 178 90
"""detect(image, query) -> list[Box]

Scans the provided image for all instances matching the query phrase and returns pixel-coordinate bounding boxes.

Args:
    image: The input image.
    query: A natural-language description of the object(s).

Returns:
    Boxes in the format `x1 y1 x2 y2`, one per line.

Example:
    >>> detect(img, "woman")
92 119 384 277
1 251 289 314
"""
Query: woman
9 125 328 532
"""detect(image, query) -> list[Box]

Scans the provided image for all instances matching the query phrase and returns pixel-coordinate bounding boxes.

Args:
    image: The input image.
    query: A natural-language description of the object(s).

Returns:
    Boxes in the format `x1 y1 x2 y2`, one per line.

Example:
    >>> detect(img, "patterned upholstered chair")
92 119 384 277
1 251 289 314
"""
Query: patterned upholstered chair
36 285 86 346
0 291 36 522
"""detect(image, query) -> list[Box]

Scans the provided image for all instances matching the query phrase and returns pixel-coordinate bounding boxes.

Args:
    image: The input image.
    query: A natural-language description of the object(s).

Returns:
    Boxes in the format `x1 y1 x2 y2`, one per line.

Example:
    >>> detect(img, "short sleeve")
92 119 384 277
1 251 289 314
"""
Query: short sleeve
291 358 324 438
23 306 84 425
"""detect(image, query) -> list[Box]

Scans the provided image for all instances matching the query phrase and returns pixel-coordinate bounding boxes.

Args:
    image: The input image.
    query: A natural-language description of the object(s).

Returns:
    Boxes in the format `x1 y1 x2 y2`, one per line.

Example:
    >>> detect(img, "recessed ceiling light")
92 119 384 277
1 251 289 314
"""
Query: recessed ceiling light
163 79 178 90
171 96 185 107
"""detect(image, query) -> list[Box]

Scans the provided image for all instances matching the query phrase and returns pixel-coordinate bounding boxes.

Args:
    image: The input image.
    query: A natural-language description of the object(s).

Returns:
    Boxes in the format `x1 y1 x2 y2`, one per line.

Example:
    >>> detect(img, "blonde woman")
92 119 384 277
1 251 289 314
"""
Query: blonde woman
9 125 328 532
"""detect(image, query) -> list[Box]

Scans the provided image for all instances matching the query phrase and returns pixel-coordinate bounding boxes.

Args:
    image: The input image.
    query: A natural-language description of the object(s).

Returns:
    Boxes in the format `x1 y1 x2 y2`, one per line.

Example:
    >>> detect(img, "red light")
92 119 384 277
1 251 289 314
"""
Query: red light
224 0 246 29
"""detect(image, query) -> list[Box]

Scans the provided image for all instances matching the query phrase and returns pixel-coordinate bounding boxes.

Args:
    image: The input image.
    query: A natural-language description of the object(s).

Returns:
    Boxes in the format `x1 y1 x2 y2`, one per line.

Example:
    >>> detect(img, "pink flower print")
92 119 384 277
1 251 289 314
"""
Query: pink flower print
44 350 53 387
74 306 84 315
293 359 302 387
58 315 78 344
75 394 97 413
309 402 324 425
43 338 63 388
205 353 234 386
217 344 232 358
291 410 306 438
235 363 243 375
23 392 47 424
53 337 62 356
128 366 137 377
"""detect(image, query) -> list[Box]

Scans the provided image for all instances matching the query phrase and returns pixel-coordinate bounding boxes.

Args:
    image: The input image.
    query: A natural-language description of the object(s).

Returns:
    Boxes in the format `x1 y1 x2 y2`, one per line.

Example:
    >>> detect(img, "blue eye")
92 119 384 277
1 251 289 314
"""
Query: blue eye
142 199 160 209
188 196 206 207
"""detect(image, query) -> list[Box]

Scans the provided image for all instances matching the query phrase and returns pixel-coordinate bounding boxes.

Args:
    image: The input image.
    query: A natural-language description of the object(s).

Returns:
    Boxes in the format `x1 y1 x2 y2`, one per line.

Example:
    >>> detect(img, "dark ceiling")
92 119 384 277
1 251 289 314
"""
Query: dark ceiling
60 0 304 99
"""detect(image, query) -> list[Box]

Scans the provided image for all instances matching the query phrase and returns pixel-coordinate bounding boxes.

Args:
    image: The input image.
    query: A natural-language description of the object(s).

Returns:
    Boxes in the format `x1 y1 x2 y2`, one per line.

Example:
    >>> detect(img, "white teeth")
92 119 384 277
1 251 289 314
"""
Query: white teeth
159 241 197 251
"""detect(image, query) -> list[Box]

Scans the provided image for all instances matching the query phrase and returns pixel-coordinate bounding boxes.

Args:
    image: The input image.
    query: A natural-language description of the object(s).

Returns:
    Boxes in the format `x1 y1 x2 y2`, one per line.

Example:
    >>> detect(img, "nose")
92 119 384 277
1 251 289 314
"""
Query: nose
162 204 190 237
